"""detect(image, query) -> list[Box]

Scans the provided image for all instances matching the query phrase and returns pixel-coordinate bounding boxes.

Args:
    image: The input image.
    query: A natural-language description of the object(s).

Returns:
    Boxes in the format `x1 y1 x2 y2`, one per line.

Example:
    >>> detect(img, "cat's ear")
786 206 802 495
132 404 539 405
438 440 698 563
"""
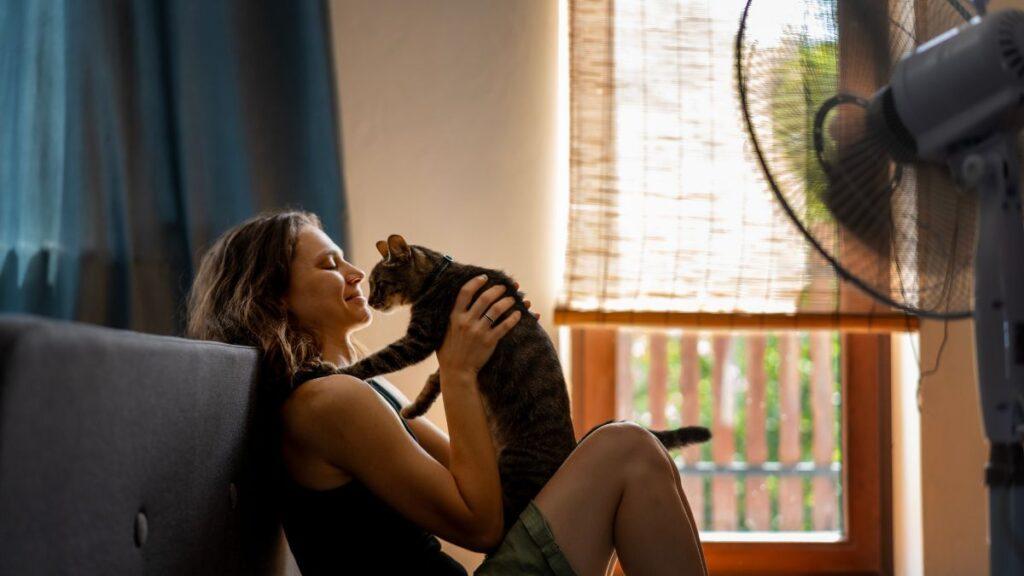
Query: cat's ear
387 234 411 261
376 240 389 260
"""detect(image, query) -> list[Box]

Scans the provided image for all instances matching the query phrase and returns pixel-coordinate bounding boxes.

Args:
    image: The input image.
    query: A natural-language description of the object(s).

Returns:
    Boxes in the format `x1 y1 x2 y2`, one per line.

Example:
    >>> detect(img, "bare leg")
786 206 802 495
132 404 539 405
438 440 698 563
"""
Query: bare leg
534 422 707 576
664 450 709 576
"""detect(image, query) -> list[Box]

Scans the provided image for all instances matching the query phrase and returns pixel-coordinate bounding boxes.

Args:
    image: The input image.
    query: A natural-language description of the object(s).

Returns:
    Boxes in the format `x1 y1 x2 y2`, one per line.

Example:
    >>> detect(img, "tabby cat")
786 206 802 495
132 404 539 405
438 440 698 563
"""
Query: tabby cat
334 234 711 532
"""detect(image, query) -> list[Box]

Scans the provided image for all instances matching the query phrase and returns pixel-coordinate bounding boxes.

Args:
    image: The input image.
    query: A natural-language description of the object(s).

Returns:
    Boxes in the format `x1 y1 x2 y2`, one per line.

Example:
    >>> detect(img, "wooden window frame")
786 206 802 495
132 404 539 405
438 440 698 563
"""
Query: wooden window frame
570 328 893 576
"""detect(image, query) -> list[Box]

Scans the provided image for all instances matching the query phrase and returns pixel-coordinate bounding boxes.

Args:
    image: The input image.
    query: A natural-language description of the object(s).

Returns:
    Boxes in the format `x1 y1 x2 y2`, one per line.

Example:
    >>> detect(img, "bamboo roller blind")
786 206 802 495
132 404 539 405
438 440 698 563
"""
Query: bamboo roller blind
558 0 917 332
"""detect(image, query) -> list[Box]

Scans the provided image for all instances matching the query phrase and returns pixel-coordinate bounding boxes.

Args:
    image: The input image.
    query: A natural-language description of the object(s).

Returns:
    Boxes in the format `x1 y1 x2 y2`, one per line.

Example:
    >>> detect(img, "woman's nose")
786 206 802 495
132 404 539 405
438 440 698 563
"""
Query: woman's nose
346 269 365 284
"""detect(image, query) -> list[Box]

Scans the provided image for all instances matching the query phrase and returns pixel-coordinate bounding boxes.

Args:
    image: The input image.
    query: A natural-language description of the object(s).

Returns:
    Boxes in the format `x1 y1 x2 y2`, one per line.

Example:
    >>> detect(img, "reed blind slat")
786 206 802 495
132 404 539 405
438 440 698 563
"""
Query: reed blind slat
561 0 915 331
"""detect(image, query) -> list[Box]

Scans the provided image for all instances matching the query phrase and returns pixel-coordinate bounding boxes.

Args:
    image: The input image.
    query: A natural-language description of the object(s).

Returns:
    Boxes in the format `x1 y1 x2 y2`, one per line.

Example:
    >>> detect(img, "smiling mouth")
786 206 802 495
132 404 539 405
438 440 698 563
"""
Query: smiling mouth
345 293 364 302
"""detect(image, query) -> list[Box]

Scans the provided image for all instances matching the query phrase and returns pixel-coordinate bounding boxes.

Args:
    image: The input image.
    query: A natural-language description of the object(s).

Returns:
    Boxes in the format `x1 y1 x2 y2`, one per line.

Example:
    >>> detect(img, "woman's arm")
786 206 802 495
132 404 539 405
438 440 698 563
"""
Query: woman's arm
379 284 536 470
433 369 500 543
373 378 452 468
283 275 519 551
430 275 518 546
285 375 501 551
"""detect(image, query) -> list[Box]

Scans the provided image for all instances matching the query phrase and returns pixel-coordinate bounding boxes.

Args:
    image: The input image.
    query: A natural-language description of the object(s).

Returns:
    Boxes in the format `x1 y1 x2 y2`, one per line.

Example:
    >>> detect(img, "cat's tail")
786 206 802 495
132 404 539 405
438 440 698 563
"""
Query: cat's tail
578 420 712 450
648 426 712 450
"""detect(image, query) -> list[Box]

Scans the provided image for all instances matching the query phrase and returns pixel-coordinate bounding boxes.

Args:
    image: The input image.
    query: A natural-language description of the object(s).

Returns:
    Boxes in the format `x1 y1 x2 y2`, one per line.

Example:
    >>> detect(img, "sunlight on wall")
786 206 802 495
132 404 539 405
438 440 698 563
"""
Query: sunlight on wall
892 333 923 576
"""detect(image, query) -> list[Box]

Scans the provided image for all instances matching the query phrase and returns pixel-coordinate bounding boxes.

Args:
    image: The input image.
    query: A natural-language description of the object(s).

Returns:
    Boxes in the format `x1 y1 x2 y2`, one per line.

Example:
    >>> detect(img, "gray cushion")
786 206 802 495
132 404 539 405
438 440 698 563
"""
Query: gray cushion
0 314 293 575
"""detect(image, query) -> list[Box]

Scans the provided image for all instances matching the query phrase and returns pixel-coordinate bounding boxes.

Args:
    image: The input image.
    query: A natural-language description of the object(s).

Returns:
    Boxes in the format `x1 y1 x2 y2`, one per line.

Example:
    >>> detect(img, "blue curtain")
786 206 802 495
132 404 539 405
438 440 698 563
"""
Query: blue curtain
0 1 348 335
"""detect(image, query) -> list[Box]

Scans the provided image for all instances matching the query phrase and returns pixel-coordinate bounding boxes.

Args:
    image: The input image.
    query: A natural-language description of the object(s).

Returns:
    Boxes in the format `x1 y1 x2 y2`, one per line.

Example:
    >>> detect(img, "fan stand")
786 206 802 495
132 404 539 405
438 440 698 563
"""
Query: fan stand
953 130 1024 575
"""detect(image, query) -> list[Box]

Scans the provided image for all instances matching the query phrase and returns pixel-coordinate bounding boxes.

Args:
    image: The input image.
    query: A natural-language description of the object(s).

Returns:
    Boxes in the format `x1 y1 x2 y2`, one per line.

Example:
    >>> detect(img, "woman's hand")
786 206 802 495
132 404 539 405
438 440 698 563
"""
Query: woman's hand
437 275 522 379
513 281 540 321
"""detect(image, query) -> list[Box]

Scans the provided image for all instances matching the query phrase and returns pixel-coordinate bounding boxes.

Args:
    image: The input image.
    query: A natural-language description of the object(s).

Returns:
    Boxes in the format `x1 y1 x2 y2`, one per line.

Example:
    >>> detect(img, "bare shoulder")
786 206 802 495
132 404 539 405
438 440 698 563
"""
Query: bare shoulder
281 374 383 448
282 373 363 413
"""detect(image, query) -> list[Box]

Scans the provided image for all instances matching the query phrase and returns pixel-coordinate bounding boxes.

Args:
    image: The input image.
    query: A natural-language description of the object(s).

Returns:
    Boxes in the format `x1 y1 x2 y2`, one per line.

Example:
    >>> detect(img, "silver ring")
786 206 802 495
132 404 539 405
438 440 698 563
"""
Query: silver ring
482 313 495 324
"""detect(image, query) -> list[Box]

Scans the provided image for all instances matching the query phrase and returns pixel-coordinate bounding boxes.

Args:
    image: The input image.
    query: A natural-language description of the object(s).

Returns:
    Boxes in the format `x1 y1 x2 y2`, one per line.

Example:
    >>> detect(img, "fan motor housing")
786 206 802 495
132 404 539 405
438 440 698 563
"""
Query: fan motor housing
881 9 1024 161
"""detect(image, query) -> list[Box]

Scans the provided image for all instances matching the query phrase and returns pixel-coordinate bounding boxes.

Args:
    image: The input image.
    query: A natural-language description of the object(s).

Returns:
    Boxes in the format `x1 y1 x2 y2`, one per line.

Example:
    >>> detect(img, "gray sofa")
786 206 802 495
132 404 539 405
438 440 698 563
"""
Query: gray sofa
0 314 296 575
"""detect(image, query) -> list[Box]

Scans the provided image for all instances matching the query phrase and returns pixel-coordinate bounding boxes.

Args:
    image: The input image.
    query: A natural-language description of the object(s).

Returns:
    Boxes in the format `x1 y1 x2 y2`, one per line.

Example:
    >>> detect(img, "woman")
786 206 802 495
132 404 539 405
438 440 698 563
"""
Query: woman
187 210 707 576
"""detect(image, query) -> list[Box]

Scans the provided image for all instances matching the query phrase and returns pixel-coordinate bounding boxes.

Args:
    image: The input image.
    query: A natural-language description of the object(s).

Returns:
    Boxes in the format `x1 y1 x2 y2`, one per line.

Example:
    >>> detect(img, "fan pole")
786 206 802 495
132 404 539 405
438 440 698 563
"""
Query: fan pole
957 131 1024 575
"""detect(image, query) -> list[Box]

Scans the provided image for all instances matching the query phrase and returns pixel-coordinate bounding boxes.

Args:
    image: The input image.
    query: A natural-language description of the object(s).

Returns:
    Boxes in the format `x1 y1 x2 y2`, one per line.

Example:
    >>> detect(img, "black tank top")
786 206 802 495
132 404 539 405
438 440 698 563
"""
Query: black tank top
282 368 467 575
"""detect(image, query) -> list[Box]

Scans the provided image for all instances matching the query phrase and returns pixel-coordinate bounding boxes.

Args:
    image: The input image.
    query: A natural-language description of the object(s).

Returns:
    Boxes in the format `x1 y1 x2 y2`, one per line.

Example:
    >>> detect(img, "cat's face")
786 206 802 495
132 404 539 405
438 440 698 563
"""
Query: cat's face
366 234 428 313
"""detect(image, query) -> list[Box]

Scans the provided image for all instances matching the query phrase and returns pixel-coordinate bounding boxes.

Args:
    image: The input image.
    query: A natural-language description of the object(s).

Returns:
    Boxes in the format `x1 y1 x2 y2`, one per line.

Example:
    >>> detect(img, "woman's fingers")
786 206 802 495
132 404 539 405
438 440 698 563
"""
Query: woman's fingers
468 284 508 320
491 310 522 339
512 281 539 319
455 277 540 324
455 275 489 314
514 284 541 320
483 295 517 324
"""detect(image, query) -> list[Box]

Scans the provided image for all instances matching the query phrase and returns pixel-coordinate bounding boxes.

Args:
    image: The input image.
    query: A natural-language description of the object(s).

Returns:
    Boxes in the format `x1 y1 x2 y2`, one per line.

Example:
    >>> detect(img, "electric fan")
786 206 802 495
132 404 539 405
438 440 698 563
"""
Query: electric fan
736 0 1024 572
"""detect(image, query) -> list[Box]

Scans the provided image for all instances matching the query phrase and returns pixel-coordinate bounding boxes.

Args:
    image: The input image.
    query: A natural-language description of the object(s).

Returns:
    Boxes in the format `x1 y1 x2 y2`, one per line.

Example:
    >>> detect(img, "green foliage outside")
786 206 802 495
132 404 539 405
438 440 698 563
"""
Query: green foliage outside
628 332 842 532
768 39 838 226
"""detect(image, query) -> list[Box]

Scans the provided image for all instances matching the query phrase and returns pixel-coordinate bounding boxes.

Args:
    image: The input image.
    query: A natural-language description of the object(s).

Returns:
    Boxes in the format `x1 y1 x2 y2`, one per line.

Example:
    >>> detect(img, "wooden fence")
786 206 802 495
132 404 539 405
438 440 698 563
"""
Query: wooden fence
615 330 842 534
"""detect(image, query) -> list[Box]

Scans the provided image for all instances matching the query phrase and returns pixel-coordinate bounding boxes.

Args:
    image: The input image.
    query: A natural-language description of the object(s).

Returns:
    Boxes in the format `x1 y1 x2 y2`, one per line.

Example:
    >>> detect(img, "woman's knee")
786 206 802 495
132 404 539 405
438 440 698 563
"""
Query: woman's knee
584 422 675 478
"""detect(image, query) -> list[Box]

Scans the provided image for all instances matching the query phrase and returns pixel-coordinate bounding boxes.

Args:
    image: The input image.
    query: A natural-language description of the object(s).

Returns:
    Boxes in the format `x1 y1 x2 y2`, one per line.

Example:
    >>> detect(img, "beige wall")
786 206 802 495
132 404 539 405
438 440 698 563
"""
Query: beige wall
919 318 988 575
892 334 923 576
327 0 561 569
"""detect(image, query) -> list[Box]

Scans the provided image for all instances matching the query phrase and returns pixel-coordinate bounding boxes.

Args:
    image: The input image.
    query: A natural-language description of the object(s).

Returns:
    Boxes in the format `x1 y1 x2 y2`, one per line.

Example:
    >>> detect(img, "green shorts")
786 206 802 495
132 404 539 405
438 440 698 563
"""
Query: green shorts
475 501 578 576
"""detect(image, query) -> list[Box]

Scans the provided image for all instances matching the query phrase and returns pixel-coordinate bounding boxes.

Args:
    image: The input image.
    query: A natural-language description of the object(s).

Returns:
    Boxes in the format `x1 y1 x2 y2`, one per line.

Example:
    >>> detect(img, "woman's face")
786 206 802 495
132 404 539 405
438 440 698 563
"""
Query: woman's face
284 225 371 336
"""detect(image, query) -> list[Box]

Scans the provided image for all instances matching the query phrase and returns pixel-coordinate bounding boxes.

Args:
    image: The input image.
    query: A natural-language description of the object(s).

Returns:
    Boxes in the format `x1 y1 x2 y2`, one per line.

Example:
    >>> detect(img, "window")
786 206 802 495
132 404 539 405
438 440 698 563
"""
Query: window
569 328 892 574
559 1 915 572
622 331 843 539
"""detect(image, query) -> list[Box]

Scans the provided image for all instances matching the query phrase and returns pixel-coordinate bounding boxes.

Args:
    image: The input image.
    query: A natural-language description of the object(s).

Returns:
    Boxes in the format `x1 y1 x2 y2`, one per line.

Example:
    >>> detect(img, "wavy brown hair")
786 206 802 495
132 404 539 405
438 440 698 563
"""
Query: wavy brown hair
186 210 336 393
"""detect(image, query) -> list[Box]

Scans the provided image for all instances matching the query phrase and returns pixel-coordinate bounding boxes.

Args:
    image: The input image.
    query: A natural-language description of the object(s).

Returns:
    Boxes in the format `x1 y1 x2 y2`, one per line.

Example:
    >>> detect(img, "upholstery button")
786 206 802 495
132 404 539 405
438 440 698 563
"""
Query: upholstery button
134 511 148 547
229 483 238 510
